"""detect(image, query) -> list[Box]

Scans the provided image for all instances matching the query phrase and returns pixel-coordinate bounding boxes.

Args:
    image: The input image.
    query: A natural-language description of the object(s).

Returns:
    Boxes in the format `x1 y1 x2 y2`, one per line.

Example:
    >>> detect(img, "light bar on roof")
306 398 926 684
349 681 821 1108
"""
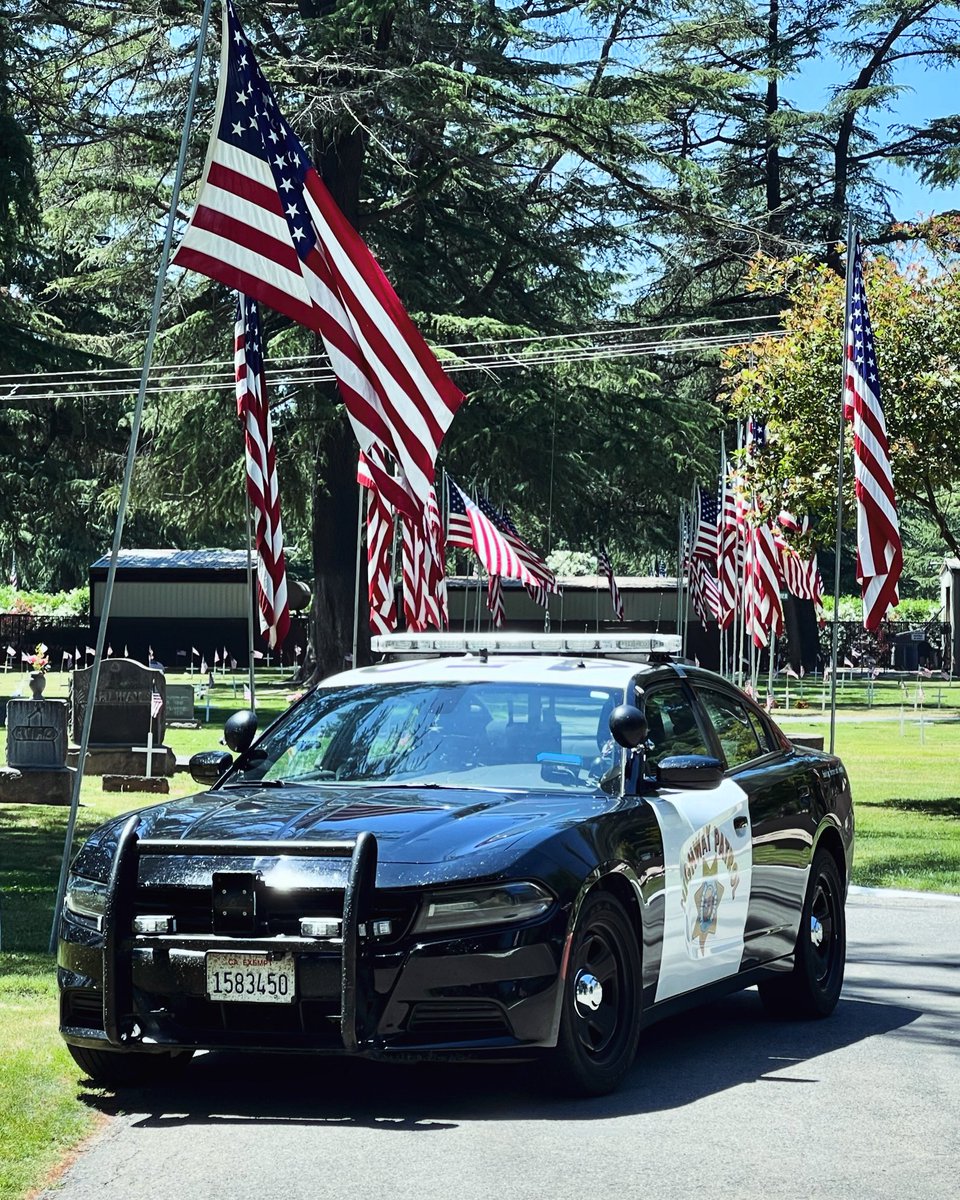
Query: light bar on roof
370 632 682 658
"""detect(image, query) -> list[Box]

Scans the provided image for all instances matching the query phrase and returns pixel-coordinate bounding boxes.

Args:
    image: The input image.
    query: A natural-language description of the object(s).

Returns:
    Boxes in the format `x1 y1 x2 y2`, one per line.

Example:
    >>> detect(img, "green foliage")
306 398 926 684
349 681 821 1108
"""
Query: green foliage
721 236 960 574
0 586 88 616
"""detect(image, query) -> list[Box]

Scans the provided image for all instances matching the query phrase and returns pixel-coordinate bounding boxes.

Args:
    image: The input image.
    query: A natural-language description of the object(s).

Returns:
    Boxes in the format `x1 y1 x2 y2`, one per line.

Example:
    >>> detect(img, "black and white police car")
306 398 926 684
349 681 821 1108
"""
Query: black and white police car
58 633 853 1095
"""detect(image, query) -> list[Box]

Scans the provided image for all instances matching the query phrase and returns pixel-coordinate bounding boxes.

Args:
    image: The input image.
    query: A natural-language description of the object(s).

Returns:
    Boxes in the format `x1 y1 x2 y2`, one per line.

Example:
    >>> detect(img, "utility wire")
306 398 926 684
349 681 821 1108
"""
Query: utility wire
0 326 787 406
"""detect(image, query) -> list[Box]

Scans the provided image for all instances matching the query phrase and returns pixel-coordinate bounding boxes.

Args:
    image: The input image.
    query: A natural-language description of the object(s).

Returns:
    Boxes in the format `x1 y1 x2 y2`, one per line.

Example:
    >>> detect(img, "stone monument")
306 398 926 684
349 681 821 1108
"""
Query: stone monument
1 695 74 804
67 658 175 776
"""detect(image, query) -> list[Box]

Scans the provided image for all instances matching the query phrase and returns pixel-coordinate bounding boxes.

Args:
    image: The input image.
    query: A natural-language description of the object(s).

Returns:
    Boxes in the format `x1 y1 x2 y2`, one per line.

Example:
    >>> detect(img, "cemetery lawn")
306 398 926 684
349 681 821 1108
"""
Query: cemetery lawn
0 699 957 1198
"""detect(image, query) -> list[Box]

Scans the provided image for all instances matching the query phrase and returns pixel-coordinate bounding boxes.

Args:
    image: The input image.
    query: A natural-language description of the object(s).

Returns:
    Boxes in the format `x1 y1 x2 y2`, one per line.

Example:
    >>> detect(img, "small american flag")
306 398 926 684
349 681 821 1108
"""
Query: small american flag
446 479 541 586
150 689 164 719
844 236 902 630
597 542 624 622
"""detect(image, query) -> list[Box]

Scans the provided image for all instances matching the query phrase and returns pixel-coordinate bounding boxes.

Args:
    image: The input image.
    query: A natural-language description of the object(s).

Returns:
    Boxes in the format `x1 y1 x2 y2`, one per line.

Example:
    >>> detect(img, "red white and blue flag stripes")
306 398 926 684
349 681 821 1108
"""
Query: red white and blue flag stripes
173 0 464 518
843 236 902 630
234 295 290 648
597 542 624 622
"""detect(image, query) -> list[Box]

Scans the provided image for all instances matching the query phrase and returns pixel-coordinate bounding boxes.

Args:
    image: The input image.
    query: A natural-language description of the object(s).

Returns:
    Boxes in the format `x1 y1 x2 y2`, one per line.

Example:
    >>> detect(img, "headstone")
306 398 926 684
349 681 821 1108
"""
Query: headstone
165 684 196 721
70 658 166 745
6 699 68 769
2 698 73 804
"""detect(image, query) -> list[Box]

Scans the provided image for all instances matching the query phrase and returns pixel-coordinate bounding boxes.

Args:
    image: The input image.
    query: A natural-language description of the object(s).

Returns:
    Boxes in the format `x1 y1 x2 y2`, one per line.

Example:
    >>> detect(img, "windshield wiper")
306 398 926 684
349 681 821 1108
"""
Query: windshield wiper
221 779 288 789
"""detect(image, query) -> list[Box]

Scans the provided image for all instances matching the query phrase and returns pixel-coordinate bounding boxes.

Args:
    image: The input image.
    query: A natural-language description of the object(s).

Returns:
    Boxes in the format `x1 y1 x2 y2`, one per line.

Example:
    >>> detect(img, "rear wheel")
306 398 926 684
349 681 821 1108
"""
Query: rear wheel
549 891 642 1096
759 848 846 1019
67 1044 194 1087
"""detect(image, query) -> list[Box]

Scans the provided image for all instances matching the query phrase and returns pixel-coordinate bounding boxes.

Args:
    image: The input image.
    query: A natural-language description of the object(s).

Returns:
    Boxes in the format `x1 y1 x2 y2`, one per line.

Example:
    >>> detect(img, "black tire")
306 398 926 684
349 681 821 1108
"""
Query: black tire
549 891 642 1097
759 848 846 1019
67 1043 194 1087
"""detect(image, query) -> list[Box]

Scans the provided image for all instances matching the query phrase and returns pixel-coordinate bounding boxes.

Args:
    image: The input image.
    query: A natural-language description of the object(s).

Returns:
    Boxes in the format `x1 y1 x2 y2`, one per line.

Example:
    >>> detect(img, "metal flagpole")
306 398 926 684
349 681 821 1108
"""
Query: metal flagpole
244 488 257 710
352 483 363 667
830 215 856 756
49 0 216 953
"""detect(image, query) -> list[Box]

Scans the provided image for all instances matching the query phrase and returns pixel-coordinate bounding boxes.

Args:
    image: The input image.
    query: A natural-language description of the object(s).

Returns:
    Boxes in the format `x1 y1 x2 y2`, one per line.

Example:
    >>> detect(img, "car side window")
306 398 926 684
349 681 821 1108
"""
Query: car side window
643 685 711 765
698 689 763 769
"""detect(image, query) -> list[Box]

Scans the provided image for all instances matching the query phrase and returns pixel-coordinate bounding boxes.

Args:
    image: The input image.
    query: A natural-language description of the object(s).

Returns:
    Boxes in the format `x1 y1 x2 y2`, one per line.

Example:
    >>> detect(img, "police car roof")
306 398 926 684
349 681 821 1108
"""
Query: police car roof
321 653 653 690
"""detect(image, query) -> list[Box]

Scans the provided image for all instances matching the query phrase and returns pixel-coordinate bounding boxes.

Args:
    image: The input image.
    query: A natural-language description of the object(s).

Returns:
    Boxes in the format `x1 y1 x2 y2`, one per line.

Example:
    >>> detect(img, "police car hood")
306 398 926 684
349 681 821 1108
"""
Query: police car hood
110 782 613 882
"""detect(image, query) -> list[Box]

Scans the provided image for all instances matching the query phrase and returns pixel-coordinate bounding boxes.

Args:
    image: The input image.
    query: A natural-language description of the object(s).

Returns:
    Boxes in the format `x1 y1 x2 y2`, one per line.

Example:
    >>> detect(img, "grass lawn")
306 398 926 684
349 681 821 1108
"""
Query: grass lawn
0 677 957 1199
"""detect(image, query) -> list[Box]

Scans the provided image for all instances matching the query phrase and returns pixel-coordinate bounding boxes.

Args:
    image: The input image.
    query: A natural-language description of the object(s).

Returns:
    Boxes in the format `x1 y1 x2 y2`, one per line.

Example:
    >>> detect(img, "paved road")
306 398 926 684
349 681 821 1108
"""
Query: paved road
42 889 960 1200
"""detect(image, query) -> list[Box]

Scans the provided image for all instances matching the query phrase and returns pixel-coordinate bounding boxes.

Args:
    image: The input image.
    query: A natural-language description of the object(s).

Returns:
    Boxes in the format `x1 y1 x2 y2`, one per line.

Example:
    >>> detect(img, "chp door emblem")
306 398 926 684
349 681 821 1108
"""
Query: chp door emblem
680 822 742 958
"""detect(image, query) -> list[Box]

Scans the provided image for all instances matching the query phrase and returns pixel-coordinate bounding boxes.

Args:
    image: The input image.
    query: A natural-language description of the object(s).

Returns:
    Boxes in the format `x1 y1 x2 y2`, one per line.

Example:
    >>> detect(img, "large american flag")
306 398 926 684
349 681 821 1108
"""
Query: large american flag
476 494 558 598
235 294 290 647
717 469 742 630
689 557 721 627
487 574 505 628
172 0 464 517
597 542 624 622
446 479 541 586
358 452 397 634
692 486 720 561
844 236 902 630
743 504 783 647
775 511 824 612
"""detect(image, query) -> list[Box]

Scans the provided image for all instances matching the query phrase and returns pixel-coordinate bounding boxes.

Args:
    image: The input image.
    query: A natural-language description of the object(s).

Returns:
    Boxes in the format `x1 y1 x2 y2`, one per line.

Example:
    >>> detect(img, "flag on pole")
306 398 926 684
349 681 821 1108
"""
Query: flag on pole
844 235 902 630
775 511 824 612
476 493 557 596
86 646 95 658
191 647 200 659
446 480 549 590
689 557 721 627
597 542 624 622
362 464 399 634
150 689 164 719
171 0 463 518
692 486 720 562
487 575 505 628
717 468 742 630
235 293 290 647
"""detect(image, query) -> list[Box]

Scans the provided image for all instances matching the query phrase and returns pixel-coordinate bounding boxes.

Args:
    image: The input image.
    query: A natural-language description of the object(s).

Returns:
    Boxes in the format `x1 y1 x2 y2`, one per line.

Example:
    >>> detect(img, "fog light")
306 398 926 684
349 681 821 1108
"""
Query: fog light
132 915 176 935
300 918 342 938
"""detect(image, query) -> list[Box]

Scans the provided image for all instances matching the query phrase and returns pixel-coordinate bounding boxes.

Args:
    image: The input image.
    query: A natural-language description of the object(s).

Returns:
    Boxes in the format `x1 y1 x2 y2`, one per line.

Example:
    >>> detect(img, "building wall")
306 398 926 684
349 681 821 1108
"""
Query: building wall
91 580 250 620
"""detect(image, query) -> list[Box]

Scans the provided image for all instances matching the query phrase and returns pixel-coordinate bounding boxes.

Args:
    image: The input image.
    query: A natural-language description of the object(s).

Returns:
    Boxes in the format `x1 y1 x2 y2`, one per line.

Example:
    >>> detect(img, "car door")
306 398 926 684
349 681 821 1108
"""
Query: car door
693 684 812 965
641 682 755 1004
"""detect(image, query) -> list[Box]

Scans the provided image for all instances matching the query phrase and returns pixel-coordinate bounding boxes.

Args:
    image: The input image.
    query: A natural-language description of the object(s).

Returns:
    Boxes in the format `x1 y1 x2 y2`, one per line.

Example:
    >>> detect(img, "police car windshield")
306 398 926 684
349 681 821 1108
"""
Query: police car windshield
228 681 623 794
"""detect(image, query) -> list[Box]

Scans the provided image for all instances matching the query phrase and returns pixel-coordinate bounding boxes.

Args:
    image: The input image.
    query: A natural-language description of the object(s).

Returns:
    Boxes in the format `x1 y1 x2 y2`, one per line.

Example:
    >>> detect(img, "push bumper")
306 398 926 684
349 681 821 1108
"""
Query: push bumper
58 821 566 1057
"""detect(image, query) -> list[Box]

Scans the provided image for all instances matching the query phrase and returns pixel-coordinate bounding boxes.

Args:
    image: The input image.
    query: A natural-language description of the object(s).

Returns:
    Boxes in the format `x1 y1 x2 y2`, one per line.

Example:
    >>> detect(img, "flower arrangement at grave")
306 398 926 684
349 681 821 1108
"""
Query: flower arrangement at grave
26 643 49 672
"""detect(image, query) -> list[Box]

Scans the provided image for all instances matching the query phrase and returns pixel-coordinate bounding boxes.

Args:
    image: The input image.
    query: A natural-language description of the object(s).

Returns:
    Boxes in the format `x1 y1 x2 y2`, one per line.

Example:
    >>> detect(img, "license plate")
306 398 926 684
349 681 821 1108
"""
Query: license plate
206 952 296 1003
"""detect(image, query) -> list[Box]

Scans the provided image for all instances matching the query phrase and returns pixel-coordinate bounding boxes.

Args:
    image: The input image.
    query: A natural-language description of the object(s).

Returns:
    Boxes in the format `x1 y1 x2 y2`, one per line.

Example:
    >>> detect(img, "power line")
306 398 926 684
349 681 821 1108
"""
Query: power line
0 328 787 406
0 316 785 405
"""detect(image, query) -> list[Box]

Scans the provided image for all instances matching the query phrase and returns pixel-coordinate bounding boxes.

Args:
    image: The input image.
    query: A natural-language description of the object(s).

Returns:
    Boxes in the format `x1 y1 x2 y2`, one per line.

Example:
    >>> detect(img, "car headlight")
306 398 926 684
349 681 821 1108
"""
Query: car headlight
64 876 109 931
413 881 554 934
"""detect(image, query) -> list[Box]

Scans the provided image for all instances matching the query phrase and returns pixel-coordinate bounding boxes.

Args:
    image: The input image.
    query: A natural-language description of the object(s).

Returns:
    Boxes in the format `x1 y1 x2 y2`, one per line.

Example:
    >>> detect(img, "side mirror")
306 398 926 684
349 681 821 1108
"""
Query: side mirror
224 709 258 753
656 754 724 789
608 704 648 749
189 749 234 786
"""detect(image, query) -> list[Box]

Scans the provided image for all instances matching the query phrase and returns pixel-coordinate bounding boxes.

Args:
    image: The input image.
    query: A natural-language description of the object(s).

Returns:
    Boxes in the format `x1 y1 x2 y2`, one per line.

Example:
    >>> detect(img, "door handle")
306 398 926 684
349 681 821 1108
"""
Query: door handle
733 815 749 833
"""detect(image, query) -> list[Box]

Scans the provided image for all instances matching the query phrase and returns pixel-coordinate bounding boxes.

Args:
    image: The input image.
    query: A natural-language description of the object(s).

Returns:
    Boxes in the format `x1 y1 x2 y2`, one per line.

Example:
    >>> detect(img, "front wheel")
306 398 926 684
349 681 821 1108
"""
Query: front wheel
548 891 642 1096
67 1044 194 1087
759 848 846 1019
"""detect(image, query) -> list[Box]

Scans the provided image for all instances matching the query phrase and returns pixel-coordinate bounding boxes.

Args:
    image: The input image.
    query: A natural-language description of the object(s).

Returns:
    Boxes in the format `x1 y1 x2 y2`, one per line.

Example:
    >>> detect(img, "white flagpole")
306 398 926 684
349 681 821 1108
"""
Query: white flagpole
829 214 856 756
49 0 216 954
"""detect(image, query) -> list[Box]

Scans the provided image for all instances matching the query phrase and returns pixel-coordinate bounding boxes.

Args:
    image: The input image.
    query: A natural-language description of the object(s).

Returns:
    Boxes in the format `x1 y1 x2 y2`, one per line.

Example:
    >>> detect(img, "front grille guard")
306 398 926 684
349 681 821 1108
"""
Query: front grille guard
101 818 379 1053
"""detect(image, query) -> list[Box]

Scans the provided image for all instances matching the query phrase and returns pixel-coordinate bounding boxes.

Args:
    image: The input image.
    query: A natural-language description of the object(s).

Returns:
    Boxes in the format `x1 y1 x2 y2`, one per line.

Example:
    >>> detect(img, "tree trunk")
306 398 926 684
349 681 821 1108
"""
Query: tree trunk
307 413 370 681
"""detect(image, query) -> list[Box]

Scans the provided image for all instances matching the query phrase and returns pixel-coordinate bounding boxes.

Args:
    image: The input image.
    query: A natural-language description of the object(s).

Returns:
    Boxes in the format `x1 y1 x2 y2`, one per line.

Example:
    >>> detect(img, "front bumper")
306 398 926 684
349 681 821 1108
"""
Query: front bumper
58 826 567 1058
